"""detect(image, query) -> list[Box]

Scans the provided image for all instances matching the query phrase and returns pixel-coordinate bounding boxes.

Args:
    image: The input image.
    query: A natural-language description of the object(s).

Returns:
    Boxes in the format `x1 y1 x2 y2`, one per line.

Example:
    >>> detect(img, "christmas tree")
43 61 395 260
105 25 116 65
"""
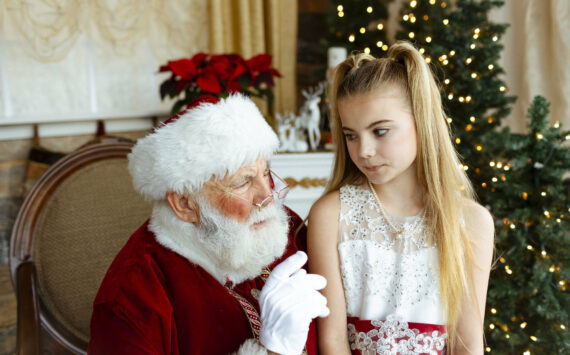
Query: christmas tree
483 97 570 354
326 0 392 57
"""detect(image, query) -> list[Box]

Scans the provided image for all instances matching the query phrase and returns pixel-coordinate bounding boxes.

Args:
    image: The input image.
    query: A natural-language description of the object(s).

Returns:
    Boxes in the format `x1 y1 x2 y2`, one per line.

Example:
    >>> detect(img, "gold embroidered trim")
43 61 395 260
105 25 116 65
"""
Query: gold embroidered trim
226 287 262 337
284 177 327 188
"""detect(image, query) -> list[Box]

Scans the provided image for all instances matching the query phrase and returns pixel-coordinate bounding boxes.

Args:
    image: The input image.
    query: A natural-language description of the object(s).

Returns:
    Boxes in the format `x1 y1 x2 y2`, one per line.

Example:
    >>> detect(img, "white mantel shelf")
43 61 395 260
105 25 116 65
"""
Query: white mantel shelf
271 151 334 219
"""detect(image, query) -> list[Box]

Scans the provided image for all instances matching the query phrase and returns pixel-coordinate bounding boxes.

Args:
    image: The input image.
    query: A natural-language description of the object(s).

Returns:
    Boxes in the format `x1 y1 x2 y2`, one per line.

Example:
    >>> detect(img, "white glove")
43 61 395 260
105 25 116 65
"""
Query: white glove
259 251 330 355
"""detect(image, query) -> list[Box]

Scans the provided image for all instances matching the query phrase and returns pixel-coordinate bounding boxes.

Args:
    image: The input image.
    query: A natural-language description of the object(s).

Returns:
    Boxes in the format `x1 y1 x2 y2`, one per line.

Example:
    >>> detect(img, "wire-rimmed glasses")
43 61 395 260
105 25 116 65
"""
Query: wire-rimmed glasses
214 170 290 210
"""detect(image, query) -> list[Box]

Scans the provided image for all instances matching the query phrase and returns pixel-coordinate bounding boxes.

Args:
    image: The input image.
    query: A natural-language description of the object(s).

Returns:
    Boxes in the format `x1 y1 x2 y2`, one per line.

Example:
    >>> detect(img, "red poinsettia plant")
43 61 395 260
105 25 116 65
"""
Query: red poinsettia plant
159 52 281 115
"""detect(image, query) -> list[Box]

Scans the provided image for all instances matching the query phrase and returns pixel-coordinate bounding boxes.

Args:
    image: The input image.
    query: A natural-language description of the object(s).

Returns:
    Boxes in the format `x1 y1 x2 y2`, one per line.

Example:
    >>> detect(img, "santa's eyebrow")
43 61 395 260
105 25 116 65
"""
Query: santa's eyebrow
226 162 271 185
230 174 253 185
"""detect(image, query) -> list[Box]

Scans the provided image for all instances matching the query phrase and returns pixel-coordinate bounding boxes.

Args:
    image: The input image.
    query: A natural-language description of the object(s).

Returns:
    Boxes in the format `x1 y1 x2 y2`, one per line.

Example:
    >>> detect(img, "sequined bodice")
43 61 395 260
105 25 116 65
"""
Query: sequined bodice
338 184 444 325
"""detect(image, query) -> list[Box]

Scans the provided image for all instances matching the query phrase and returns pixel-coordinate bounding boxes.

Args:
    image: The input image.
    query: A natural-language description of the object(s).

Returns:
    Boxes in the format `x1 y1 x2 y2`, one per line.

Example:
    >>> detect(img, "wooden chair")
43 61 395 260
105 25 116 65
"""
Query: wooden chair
10 138 153 354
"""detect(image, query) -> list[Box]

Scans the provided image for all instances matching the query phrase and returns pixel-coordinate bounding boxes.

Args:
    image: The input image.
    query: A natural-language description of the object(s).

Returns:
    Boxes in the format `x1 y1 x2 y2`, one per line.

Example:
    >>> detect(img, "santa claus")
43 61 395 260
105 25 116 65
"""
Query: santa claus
88 94 329 354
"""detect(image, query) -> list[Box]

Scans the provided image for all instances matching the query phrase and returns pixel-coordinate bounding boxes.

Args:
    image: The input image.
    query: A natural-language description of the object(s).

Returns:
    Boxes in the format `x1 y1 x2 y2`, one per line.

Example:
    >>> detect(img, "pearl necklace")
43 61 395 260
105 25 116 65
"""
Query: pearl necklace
367 179 426 236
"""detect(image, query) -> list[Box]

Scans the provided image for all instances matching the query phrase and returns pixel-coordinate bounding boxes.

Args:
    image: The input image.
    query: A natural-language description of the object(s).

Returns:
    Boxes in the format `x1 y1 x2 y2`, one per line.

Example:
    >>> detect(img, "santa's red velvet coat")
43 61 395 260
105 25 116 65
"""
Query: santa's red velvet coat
88 207 317 354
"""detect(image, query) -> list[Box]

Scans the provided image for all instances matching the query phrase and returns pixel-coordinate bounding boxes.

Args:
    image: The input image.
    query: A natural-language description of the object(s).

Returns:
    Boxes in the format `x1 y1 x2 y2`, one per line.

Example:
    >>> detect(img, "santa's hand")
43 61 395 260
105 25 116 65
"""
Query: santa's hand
259 251 329 355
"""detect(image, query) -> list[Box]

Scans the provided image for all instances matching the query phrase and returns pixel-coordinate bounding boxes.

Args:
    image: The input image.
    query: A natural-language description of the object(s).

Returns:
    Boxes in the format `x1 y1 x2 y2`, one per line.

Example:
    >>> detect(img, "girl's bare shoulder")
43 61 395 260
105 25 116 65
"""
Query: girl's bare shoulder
309 189 341 221
307 190 341 243
461 198 495 245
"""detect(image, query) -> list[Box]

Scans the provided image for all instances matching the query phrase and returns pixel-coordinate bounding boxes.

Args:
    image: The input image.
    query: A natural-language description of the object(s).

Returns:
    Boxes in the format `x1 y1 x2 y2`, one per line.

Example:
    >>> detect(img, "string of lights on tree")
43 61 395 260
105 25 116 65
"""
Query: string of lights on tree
327 0 392 57
326 0 569 353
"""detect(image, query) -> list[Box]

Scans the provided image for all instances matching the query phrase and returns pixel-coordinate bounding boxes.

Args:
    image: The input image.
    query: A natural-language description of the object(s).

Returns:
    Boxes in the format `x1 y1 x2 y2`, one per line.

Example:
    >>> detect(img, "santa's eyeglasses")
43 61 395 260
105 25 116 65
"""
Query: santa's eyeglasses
213 170 290 210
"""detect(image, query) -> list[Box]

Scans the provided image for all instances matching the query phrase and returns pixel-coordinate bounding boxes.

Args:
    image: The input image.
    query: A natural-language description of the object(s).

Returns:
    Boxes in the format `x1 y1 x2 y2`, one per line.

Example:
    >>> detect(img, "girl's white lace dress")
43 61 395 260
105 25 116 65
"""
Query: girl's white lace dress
338 185 447 355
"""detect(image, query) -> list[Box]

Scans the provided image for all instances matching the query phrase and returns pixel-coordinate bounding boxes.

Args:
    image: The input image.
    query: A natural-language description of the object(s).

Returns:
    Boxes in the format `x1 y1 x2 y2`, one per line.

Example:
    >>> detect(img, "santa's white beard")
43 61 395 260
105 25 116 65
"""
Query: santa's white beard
150 197 289 285
193 195 290 281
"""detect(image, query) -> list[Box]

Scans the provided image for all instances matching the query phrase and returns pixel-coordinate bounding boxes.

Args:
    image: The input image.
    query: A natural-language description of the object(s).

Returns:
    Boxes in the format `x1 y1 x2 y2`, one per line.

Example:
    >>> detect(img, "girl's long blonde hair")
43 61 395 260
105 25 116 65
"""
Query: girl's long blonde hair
327 41 476 350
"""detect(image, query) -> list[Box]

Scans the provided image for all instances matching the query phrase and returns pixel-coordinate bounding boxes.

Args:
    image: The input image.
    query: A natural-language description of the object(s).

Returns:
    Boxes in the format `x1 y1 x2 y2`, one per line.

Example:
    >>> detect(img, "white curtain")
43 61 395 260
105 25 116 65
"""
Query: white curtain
2 0 209 63
491 0 570 132
0 0 209 128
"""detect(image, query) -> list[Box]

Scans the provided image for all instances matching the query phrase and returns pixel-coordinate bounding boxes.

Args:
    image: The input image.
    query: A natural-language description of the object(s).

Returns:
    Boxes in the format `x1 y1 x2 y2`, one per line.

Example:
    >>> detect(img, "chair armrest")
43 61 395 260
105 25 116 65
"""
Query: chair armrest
15 262 40 355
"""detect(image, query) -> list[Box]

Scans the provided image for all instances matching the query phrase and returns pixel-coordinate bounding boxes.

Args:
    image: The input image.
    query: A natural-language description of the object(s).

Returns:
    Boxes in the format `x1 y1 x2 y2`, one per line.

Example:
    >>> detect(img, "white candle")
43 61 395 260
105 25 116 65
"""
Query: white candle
327 47 347 69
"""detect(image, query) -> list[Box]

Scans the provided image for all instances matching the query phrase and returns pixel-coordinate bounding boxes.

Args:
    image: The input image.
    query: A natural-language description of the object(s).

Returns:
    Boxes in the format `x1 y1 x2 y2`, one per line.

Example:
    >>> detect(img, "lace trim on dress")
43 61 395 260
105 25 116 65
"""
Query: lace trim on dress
339 185 432 255
347 315 447 355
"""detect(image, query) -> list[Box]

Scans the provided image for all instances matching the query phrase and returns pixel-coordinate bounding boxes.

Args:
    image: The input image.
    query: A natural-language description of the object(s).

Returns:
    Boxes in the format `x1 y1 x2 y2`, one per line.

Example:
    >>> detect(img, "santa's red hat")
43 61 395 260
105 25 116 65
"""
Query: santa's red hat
128 93 279 200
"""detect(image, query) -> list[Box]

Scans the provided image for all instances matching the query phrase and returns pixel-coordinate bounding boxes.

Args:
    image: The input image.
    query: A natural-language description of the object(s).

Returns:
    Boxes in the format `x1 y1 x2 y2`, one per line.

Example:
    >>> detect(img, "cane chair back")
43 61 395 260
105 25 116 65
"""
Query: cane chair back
10 138 153 354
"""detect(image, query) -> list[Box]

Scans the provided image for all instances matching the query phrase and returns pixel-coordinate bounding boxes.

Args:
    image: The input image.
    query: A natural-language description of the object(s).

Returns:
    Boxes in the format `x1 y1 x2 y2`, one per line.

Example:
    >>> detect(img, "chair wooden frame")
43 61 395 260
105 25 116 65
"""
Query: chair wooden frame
10 138 136 355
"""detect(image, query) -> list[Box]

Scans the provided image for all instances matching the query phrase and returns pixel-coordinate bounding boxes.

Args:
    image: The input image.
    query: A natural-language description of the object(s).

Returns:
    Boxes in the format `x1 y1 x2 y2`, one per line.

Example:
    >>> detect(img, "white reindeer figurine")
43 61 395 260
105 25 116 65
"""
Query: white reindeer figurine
276 111 308 152
276 112 295 152
299 82 325 151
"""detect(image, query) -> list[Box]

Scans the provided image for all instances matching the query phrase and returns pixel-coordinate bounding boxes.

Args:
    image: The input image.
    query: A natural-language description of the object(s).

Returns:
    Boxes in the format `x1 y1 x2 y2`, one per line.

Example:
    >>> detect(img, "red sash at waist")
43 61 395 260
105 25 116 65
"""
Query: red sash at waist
347 316 447 355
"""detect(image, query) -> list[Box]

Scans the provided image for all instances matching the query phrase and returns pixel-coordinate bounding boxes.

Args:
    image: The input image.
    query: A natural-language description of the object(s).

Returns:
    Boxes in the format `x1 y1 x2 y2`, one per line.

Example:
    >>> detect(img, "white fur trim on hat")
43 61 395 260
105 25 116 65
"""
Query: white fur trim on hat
128 94 279 200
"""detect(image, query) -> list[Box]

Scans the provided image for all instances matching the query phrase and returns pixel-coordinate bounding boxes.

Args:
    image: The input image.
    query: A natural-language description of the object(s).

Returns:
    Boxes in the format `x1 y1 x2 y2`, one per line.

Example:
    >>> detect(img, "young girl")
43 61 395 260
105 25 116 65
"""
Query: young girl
307 41 494 354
